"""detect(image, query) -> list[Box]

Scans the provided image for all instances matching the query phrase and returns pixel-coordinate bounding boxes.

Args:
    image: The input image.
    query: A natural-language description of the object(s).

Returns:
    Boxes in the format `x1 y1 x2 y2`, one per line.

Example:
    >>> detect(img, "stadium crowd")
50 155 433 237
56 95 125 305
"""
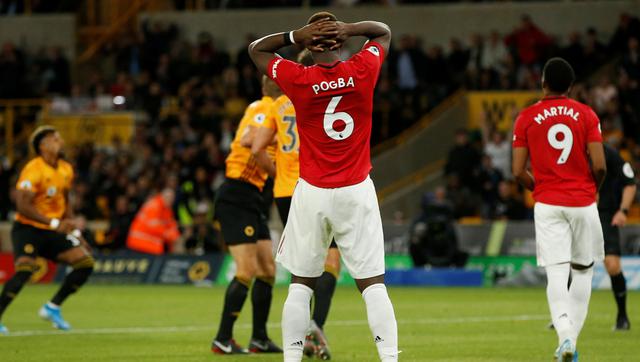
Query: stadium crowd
0 11 639 252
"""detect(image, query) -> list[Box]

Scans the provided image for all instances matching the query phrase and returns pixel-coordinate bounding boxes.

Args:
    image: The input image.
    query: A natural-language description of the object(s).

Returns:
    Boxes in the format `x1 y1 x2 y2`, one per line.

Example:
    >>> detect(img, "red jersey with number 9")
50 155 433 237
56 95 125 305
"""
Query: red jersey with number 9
512 95 603 206
266 41 385 188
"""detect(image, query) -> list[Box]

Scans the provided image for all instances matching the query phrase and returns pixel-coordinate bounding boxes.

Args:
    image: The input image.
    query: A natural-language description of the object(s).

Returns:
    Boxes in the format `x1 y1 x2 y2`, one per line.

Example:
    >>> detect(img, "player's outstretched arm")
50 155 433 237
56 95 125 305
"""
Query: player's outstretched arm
331 21 391 56
512 147 534 191
251 127 277 178
588 142 607 190
249 19 338 74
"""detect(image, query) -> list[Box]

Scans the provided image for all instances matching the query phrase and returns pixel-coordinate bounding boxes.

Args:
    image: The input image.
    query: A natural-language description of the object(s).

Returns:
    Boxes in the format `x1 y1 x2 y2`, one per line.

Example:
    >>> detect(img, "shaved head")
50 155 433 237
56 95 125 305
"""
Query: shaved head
307 11 337 24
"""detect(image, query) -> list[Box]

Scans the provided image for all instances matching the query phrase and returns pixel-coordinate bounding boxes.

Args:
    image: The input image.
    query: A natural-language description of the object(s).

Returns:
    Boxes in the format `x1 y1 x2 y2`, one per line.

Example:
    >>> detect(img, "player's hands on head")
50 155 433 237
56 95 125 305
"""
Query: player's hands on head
328 21 350 51
294 18 339 52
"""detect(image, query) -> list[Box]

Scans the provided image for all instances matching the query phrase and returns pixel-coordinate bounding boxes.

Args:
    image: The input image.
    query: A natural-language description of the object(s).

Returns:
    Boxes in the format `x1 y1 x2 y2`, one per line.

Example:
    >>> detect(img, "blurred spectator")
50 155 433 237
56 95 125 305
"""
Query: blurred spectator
103 195 136 251
126 188 181 255
447 38 469 86
609 13 640 54
561 32 584 78
177 166 215 226
505 15 551 67
445 129 481 190
489 181 528 220
582 27 606 76
481 124 511 179
481 31 509 78
184 202 220 255
445 174 479 219
591 76 618 114
388 34 427 132
621 37 640 82
425 45 450 104
409 187 468 267
476 155 503 218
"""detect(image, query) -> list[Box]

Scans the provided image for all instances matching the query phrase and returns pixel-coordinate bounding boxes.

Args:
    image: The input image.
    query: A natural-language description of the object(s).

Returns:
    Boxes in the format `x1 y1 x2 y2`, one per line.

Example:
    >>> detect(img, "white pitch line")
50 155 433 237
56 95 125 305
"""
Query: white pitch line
2 314 549 338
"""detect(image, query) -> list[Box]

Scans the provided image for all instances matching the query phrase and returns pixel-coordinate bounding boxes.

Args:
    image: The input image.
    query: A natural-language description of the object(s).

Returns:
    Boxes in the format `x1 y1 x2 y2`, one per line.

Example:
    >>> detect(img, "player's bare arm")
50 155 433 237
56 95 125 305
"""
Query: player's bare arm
248 19 338 73
587 142 607 190
330 21 391 56
612 183 636 226
15 189 55 226
512 147 534 191
251 126 277 178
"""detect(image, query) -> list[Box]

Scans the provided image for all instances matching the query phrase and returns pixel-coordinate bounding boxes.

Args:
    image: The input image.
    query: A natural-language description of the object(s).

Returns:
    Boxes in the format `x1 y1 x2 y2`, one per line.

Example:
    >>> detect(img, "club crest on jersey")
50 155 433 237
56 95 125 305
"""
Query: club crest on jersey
19 180 32 190
312 77 355 95
46 186 57 197
254 113 266 124
367 46 380 56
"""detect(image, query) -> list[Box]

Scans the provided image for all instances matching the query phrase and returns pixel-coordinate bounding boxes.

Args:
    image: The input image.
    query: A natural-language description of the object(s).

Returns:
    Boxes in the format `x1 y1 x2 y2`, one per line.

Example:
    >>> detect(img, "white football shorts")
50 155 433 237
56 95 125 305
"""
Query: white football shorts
275 176 385 279
534 202 604 267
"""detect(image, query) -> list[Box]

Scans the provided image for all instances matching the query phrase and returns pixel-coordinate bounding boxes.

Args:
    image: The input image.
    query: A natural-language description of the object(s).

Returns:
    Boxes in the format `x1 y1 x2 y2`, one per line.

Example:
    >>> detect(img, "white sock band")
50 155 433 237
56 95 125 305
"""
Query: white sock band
362 283 399 362
282 283 313 362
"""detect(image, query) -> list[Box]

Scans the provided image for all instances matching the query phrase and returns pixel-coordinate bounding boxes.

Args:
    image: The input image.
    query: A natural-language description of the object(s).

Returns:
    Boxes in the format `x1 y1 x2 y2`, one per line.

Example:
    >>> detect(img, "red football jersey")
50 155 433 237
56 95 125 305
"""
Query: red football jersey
513 95 603 206
266 41 385 188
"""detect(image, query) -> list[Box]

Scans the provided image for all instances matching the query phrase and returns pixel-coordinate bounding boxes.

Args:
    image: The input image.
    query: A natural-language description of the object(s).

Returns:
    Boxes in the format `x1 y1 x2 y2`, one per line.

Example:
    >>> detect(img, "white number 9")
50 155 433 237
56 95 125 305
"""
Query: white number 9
547 124 573 164
324 96 354 140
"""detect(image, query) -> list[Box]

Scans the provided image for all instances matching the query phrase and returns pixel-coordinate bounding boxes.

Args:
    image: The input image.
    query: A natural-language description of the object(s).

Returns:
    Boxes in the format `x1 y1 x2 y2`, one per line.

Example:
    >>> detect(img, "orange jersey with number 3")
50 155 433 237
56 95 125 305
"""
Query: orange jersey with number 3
15 157 74 229
264 95 299 198
225 96 276 191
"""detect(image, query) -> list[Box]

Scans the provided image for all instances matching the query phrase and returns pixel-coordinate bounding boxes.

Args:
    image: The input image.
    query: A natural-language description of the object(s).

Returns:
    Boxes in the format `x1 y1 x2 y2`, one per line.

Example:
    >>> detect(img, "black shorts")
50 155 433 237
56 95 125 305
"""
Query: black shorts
275 196 337 249
261 177 274 219
599 211 621 256
215 178 270 246
12 222 79 260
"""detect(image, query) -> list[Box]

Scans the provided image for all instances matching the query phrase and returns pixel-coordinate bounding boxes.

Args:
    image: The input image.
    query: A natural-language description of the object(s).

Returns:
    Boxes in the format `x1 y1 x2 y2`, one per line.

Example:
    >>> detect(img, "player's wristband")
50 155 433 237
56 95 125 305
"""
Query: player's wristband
49 218 60 230
621 208 629 216
283 32 292 46
283 31 296 45
71 229 82 238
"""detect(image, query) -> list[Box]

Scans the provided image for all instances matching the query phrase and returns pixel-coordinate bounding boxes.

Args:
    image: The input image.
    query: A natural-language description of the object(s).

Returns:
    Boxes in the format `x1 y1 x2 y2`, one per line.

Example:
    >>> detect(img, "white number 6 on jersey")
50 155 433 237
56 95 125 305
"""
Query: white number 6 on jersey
547 124 573 164
324 96 354 140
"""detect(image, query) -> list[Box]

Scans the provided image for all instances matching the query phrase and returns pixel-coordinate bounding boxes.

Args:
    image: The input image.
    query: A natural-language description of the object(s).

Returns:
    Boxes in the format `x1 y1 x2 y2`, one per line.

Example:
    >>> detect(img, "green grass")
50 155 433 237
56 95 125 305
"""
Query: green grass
0 285 637 361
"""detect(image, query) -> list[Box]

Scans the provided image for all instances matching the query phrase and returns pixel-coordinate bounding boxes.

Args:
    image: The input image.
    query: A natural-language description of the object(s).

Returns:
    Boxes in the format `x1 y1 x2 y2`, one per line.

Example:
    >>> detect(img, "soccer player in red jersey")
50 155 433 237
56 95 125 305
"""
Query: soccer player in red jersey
249 12 398 362
512 58 606 361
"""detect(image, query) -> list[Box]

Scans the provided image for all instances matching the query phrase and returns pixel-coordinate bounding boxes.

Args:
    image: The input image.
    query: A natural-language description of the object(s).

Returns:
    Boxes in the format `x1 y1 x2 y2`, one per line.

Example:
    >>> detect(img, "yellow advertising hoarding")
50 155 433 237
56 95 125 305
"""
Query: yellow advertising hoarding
42 113 134 147
467 91 541 131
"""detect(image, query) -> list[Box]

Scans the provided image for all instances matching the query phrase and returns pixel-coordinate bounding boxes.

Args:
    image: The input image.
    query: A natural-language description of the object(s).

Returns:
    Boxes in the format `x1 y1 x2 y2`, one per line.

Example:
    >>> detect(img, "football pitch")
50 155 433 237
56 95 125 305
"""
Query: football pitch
0 285 637 361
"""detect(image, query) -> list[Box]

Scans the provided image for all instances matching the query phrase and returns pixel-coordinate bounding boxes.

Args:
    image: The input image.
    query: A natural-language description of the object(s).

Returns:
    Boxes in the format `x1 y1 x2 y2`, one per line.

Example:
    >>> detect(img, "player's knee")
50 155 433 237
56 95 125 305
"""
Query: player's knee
13 262 37 282
257 255 275 278
234 274 253 288
235 264 257 284
604 257 621 275
324 263 340 279
72 255 95 272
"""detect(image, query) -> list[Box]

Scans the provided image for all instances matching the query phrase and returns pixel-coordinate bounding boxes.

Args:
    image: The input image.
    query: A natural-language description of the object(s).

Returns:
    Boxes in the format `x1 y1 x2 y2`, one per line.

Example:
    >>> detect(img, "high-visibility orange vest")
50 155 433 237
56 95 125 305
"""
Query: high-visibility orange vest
126 195 180 255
